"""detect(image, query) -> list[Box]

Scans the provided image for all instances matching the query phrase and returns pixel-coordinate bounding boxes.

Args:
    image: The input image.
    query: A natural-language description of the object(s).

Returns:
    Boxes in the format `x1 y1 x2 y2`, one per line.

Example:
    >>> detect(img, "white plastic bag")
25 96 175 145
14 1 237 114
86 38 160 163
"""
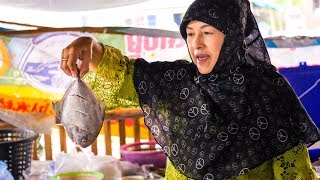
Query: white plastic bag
53 147 122 180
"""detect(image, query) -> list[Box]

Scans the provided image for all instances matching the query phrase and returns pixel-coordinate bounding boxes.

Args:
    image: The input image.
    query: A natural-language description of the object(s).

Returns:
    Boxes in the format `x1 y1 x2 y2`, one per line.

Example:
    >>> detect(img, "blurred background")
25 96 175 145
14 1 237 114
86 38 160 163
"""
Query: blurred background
0 0 319 37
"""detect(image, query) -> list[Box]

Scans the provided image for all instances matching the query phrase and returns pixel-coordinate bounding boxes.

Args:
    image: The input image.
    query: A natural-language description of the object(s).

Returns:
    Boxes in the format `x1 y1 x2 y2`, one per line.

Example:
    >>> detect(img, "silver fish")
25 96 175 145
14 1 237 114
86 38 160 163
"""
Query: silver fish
52 77 105 148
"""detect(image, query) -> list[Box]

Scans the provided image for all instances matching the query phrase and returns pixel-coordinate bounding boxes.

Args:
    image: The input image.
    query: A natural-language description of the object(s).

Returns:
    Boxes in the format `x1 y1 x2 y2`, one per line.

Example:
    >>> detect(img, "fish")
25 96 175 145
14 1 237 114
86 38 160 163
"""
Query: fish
52 77 105 148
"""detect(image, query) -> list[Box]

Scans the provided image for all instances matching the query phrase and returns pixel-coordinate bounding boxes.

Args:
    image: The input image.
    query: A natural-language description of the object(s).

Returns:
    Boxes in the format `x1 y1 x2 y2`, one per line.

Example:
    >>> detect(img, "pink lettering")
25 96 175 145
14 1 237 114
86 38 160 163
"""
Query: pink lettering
175 39 186 48
125 35 187 60
160 37 166 49
144 37 158 51
168 38 175 48
126 35 142 58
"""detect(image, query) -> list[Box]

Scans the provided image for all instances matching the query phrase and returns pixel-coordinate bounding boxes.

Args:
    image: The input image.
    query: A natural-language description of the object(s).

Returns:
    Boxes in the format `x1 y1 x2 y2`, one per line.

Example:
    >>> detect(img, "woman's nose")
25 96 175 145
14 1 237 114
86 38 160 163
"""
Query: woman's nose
192 35 204 49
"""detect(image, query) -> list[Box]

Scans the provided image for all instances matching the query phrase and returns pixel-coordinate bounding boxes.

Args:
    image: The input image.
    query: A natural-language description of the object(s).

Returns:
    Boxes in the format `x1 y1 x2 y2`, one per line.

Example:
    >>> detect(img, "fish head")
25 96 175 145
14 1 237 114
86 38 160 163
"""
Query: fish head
65 124 91 148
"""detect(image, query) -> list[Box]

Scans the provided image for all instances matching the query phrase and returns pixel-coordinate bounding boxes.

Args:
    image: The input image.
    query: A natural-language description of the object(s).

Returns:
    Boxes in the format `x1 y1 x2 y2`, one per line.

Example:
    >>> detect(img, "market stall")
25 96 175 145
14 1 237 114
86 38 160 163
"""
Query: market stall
0 0 320 179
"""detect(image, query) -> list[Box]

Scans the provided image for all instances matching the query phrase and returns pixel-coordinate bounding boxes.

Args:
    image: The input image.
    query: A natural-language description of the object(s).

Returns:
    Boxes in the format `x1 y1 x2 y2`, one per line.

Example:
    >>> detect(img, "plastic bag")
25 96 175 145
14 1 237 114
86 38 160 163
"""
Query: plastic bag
22 160 54 180
0 161 14 180
0 107 55 135
52 147 122 180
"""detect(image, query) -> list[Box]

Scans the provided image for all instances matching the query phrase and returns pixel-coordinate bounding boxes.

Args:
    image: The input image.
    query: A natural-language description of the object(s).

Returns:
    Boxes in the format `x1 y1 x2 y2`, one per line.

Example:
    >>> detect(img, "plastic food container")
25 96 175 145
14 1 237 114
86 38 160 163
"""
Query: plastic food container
120 141 166 168
122 175 144 180
49 171 104 180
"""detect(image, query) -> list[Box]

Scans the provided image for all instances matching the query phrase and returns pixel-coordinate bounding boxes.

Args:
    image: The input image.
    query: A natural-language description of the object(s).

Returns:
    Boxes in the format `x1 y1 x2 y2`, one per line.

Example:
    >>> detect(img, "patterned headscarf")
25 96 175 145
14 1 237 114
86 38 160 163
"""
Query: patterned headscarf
133 0 320 179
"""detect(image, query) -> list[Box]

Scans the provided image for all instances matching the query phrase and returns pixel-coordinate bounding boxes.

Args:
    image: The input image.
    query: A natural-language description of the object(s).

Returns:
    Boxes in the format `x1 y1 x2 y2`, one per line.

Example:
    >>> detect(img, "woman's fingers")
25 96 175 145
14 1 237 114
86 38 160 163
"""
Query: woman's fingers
60 37 94 78
60 47 79 78
67 48 80 78
79 46 92 78
60 48 72 76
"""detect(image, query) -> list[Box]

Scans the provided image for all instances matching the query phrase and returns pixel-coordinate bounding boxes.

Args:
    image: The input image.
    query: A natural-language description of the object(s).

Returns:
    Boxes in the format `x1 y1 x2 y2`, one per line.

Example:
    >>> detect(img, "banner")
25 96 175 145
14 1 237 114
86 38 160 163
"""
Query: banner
0 32 188 115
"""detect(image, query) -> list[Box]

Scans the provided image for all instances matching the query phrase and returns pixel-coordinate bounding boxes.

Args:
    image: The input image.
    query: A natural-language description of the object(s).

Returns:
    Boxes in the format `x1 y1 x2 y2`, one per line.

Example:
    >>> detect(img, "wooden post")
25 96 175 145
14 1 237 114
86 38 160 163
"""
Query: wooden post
119 119 126 146
33 141 39 160
104 121 112 155
133 118 141 142
58 126 67 153
91 140 98 155
44 134 52 160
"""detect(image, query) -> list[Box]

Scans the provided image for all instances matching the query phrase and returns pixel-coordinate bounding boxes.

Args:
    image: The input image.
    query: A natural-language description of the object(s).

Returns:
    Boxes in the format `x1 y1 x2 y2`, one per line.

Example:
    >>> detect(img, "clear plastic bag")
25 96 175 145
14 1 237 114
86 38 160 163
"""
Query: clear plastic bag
0 161 14 180
52 146 122 180
22 160 54 180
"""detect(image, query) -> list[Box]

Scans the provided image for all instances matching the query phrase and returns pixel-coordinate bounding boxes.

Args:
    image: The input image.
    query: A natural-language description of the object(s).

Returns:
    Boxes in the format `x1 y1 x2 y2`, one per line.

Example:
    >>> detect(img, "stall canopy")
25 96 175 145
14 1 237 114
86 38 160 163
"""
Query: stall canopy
0 0 192 31
0 0 150 11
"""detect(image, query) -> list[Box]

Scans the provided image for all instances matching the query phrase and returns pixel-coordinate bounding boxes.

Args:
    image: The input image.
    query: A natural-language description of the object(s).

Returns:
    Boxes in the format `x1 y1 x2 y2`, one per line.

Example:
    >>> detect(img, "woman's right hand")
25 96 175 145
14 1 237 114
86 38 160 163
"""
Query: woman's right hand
60 36 104 78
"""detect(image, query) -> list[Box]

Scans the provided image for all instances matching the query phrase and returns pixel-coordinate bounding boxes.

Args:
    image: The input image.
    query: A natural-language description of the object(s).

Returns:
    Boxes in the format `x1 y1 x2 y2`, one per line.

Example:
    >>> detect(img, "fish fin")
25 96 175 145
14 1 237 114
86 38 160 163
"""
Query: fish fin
52 101 62 124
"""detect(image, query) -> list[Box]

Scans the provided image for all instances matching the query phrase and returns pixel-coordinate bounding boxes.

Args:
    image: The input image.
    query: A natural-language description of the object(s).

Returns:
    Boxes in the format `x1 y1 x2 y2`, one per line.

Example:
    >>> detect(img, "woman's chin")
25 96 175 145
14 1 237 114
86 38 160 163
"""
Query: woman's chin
197 67 212 74
195 62 214 74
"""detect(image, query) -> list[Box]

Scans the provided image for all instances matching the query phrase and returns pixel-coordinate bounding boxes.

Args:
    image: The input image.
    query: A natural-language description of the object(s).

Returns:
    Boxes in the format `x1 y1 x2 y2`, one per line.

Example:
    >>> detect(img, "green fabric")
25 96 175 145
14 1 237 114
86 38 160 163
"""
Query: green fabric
83 44 139 111
165 143 317 180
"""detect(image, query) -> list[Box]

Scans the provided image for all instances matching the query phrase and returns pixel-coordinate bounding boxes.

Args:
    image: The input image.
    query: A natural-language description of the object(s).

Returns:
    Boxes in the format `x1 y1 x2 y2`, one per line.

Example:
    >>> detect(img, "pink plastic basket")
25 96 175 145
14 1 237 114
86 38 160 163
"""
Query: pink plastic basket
120 141 166 168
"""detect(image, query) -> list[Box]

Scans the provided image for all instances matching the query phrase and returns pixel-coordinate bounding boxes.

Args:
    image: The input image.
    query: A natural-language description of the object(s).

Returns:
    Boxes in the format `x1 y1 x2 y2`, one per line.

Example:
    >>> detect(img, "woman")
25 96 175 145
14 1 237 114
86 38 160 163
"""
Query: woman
60 0 320 179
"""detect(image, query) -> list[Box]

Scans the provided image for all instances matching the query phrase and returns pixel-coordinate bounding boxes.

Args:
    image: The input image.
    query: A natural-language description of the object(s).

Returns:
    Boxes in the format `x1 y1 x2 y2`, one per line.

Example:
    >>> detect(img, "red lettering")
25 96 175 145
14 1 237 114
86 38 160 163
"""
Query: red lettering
0 98 4 108
6 100 13 109
16 101 29 112
39 104 49 113
144 37 158 51
125 35 187 61
168 38 175 48
32 103 38 112
175 39 186 48
126 35 142 58
160 37 167 49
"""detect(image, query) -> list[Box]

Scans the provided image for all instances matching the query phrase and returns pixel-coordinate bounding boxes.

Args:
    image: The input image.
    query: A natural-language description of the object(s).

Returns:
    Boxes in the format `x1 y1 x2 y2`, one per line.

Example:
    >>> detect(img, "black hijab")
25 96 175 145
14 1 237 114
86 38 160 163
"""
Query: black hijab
133 0 320 179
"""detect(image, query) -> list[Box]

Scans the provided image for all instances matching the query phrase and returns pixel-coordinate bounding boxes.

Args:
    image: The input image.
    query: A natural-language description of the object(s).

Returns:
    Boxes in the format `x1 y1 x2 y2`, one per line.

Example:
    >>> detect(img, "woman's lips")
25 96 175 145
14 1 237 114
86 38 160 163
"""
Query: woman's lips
196 54 210 63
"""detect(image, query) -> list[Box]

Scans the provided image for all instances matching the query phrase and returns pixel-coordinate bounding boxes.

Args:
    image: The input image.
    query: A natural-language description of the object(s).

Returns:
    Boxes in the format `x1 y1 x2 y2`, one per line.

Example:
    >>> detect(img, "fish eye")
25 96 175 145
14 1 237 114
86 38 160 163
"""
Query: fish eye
82 139 86 144
76 127 79 131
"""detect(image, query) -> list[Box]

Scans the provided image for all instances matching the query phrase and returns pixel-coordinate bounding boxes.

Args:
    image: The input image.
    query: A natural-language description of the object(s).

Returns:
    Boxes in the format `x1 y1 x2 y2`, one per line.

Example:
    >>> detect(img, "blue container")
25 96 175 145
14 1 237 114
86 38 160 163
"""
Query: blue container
308 148 320 163
279 63 320 128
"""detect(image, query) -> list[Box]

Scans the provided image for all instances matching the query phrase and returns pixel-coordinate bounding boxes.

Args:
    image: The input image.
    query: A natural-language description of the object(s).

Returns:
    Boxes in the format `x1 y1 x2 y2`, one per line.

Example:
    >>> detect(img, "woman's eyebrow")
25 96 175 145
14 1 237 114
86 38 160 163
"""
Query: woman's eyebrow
186 26 194 30
200 24 212 29
186 24 212 30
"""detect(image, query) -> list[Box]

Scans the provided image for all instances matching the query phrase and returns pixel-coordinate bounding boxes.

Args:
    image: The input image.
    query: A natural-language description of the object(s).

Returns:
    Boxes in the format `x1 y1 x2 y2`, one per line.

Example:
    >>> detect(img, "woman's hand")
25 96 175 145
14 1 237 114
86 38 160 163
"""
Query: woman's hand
60 36 104 78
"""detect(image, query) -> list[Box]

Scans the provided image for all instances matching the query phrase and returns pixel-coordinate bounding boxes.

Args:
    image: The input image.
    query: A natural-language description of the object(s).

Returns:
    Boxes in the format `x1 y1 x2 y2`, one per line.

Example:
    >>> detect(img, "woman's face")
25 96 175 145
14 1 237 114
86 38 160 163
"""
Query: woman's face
186 20 225 74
